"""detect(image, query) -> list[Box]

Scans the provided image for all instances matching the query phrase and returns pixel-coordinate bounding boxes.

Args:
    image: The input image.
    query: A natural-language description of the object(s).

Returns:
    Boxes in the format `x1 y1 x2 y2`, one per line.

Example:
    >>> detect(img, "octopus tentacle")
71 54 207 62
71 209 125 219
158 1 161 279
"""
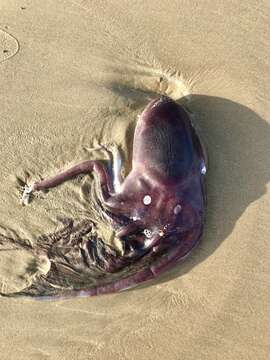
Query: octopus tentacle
20 160 114 205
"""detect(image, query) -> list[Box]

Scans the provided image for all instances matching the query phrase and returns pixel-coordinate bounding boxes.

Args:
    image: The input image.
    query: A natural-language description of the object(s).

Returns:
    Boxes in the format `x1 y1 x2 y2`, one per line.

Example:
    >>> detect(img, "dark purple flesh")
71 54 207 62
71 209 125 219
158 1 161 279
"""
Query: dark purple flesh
14 96 207 299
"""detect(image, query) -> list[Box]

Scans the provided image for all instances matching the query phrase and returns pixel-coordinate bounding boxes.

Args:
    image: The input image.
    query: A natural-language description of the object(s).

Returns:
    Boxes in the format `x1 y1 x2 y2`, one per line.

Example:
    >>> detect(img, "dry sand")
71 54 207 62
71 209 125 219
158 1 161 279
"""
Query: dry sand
0 0 270 359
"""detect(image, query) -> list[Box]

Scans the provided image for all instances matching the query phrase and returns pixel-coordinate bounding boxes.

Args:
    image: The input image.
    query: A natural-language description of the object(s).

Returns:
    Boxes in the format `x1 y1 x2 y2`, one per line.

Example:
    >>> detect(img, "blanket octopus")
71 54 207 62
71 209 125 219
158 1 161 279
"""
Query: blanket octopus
20 96 207 298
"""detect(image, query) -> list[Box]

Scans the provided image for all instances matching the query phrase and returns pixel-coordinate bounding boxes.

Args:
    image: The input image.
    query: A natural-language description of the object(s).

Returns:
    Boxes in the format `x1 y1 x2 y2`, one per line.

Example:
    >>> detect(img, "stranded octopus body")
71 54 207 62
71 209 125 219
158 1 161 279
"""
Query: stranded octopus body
21 96 207 298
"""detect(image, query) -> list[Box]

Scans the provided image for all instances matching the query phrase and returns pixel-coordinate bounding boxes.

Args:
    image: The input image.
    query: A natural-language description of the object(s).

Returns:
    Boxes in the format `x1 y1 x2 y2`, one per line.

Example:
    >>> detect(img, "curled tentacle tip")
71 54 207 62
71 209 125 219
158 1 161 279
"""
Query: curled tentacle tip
20 185 33 206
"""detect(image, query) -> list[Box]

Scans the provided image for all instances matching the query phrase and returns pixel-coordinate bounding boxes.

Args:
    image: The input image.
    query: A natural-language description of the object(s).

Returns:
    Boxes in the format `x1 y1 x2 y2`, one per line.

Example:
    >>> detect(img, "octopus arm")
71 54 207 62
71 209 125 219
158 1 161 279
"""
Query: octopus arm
21 160 114 205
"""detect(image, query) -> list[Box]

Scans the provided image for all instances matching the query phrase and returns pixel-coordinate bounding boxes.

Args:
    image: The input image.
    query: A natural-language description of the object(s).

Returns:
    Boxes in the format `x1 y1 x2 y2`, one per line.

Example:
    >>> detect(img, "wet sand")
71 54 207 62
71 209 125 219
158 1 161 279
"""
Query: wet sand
0 0 269 359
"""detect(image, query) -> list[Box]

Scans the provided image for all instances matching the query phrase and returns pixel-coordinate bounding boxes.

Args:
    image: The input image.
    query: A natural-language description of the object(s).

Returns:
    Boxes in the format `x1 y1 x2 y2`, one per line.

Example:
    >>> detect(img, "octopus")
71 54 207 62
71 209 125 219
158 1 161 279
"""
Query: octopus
19 96 207 298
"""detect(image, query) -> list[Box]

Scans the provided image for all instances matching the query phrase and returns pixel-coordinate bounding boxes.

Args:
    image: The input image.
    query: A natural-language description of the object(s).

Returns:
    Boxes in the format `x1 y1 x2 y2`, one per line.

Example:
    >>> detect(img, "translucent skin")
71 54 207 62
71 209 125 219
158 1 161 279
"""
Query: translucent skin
21 96 207 298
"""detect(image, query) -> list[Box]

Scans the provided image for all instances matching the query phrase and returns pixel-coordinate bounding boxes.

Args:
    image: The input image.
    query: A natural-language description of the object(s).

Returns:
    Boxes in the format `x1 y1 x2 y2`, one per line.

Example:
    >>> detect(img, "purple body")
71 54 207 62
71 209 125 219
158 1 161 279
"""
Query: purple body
21 96 207 299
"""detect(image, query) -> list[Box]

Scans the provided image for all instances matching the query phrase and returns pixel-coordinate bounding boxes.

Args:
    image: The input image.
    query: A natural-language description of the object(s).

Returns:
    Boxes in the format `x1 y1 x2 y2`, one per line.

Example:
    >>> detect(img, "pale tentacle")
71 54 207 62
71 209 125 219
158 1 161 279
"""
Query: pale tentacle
20 160 113 206
99 143 124 193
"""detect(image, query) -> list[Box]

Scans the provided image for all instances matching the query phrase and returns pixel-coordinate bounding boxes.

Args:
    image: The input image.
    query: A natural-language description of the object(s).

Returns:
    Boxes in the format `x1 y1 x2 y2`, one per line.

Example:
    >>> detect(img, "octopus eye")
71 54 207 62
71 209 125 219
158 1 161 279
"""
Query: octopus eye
173 204 182 215
200 162 207 175
143 229 152 238
143 195 152 205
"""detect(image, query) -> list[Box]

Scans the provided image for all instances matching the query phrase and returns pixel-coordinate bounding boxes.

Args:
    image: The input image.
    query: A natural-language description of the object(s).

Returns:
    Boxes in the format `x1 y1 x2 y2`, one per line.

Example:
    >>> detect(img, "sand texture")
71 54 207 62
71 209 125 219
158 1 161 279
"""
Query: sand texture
0 0 270 359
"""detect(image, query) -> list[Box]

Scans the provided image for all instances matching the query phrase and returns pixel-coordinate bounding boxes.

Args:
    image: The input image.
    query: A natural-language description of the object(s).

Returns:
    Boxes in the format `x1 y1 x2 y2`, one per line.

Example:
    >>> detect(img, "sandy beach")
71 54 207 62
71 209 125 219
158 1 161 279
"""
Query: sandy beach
1 0 269 359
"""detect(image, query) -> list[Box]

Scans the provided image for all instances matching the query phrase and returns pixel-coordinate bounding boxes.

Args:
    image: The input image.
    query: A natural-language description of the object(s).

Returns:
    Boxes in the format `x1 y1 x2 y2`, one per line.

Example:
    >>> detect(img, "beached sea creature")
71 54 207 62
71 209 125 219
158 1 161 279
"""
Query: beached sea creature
19 96 207 298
